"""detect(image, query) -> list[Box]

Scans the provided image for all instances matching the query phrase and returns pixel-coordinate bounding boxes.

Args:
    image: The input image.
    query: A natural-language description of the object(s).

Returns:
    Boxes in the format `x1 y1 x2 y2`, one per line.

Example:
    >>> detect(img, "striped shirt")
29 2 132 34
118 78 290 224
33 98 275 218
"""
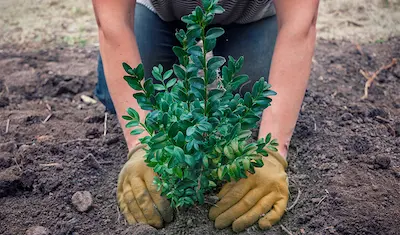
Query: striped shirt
137 0 276 24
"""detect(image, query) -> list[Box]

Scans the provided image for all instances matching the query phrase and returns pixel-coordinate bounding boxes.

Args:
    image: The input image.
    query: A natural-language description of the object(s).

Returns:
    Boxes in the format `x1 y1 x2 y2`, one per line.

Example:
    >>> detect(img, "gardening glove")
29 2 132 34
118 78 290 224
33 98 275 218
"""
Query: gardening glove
117 144 174 228
209 150 289 232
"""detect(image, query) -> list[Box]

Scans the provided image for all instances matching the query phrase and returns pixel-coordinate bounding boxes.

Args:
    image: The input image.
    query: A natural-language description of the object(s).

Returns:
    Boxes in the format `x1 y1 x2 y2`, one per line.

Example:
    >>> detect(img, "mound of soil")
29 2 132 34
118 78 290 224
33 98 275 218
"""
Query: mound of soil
0 38 399 235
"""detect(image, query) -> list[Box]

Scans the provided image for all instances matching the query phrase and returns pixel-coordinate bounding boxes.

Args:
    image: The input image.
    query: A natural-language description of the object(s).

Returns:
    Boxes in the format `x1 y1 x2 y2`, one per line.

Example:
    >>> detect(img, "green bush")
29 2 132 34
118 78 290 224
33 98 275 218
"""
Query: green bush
121 0 278 208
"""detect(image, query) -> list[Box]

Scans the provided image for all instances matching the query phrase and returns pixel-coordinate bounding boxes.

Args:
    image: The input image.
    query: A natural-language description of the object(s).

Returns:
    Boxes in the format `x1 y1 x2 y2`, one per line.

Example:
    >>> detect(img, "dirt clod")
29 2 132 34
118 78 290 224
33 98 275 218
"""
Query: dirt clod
375 155 391 169
339 112 353 121
0 152 13 168
0 96 9 108
71 191 93 212
0 141 17 153
122 223 158 235
393 122 400 137
25 226 50 235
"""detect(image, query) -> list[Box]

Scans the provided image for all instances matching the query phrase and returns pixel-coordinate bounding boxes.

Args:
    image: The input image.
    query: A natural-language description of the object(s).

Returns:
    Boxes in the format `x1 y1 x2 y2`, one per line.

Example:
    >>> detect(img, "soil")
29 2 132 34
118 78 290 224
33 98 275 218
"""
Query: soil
1 38 400 235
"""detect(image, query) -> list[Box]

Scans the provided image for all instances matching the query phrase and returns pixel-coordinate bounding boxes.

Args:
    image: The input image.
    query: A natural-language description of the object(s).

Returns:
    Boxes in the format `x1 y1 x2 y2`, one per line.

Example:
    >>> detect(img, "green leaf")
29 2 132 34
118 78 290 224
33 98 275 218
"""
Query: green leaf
152 68 163 81
173 64 186 80
244 92 252 107
132 93 147 103
173 147 185 162
174 167 183 179
210 5 224 14
187 45 203 57
263 90 277 97
235 56 244 72
144 79 155 95
223 145 235 159
204 38 216 52
152 132 168 144
130 129 144 135
185 154 196 167
243 158 250 171
206 27 224 39
127 108 140 120
202 156 209 168
172 46 187 58
163 69 173 80
181 15 195 24
186 126 196 136
125 120 139 128
124 76 143 90
122 62 135 75
136 64 144 79
122 115 133 120
154 84 165 91
209 89 224 102
231 75 249 90
207 56 226 71
254 97 272 107
166 78 177 88
195 6 203 21
174 131 185 147
265 133 272 144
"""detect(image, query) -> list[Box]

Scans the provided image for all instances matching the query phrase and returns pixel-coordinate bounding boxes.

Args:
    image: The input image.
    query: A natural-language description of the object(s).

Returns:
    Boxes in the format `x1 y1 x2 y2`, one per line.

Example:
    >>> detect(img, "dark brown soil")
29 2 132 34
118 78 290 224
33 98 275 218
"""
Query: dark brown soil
0 38 399 235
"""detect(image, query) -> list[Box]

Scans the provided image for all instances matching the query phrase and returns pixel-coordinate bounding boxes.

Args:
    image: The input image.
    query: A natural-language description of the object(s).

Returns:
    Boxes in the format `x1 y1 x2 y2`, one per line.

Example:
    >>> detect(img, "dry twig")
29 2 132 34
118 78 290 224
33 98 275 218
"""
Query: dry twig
280 224 293 235
42 113 52 124
287 187 302 212
103 112 108 136
360 58 398 99
5 119 10 133
39 163 62 167
13 157 22 171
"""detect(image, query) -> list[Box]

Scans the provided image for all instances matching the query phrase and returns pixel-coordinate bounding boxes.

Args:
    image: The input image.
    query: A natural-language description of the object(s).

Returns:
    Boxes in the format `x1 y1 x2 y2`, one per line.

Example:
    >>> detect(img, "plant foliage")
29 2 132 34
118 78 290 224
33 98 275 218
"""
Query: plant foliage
122 0 278 208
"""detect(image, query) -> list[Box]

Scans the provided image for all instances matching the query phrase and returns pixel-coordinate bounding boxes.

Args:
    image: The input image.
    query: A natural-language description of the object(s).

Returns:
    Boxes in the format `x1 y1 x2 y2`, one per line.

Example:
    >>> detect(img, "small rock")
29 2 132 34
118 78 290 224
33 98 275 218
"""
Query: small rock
339 113 353 121
208 195 219 204
81 95 97 105
372 185 379 191
104 135 120 145
187 218 193 227
375 155 391 169
71 191 93 212
352 136 371 154
311 198 321 204
0 141 17 153
25 226 50 235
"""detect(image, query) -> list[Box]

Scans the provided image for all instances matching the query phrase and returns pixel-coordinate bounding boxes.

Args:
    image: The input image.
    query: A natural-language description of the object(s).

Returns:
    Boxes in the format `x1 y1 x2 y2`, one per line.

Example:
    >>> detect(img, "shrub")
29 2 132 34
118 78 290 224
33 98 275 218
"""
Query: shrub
121 0 278 208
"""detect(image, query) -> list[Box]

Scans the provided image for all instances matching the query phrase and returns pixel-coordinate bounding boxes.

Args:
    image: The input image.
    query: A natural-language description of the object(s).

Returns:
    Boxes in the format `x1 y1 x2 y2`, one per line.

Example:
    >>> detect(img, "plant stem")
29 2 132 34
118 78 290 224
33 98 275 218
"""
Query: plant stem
201 25 208 115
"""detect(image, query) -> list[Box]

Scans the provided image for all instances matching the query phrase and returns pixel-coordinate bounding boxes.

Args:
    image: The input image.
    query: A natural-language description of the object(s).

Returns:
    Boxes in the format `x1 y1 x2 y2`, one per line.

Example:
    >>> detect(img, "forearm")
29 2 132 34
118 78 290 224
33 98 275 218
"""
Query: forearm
258 25 317 158
99 29 148 150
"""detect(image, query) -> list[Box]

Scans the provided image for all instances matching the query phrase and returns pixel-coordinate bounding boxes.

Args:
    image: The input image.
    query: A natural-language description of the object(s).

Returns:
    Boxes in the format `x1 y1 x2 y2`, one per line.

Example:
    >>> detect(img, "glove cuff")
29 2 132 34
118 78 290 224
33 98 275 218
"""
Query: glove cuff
265 149 288 170
127 144 147 160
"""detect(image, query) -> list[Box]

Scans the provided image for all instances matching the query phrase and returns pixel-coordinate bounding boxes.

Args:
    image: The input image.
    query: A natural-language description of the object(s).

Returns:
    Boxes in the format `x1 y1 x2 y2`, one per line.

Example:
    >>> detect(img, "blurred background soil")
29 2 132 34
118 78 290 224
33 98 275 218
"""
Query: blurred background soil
0 0 399 48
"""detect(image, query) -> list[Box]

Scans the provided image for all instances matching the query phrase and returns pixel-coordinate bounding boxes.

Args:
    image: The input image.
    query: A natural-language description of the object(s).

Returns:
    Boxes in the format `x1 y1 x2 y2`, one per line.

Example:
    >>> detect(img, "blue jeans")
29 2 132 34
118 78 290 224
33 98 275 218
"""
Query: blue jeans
95 4 278 114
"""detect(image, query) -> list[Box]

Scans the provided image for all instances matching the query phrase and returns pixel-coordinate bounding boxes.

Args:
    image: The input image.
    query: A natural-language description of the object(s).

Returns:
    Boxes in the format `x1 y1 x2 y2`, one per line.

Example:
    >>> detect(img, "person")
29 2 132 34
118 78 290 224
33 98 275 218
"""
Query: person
91 0 319 232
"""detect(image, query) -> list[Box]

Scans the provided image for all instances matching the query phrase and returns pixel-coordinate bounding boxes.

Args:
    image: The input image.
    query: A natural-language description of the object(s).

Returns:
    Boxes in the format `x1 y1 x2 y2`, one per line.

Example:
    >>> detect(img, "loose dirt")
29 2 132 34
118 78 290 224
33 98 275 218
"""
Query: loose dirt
0 37 399 234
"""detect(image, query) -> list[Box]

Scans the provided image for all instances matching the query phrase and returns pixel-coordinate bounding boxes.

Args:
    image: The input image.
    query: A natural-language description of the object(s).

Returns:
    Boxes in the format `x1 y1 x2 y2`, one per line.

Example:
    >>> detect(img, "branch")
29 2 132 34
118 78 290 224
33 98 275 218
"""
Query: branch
360 58 398 99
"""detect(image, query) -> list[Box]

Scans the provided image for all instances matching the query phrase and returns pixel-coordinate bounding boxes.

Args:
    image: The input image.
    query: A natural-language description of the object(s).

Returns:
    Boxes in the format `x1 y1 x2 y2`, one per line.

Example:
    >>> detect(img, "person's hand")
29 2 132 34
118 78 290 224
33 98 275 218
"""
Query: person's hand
209 150 289 232
117 145 174 228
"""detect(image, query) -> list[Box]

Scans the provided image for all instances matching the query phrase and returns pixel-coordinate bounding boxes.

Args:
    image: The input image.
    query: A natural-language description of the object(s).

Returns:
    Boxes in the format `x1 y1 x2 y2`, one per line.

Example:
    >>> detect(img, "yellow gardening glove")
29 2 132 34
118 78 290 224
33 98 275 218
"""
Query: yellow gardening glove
209 150 289 232
117 144 174 228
